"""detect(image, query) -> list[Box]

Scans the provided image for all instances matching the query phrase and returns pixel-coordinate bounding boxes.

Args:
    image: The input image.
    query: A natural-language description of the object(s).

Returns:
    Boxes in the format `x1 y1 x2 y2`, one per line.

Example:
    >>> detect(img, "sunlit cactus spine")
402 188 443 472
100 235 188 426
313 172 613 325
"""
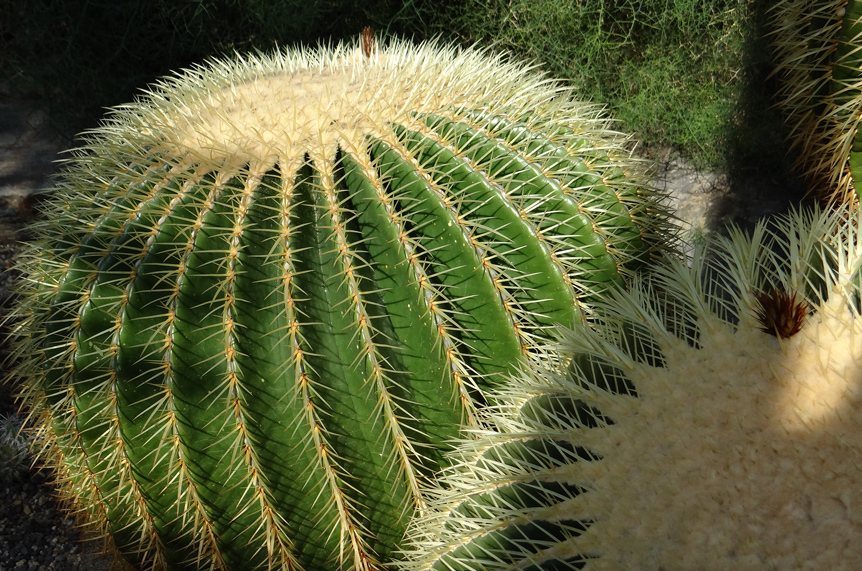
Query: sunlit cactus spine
769 0 862 204
403 205 862 570
2 33 674 571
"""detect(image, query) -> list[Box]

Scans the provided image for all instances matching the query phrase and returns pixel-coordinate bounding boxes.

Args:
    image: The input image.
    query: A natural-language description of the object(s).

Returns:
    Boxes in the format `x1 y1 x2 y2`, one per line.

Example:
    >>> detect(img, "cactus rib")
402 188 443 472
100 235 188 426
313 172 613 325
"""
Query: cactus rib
770 0 862 203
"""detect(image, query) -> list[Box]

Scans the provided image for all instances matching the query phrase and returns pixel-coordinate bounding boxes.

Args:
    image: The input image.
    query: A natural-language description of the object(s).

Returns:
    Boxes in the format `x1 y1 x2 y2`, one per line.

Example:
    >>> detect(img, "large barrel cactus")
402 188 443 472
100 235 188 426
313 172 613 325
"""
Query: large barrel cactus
770 0 862 204
403 205 862 570
3 36 673 571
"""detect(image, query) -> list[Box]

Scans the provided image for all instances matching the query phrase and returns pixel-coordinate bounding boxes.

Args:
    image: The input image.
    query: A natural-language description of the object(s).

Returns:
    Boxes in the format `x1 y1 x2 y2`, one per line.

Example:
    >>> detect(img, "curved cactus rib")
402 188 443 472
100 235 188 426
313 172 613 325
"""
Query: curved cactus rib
370 138 526 391
452 108 650 272
115 169 223 570
396 124 577 357
339 148 468 473
290 159 411 571
224 168 301 571
834 0 862 196
163 171 263 569
229 161 320 571
449 109 663 312
415 112 621 305
350 142 487 429
411 115 585 323
44 166 182 566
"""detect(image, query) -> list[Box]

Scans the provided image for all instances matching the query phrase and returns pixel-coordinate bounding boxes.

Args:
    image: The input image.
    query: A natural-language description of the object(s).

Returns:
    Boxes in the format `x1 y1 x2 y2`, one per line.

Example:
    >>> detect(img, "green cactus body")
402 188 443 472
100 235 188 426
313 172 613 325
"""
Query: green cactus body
403 205 862 570
5 39 671 570
770 0 862 203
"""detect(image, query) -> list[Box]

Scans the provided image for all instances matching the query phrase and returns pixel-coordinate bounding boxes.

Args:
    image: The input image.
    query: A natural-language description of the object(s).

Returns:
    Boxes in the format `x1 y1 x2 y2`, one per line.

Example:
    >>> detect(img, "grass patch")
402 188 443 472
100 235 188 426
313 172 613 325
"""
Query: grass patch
431 0 783 171
0 0 792 174
611 47 738 166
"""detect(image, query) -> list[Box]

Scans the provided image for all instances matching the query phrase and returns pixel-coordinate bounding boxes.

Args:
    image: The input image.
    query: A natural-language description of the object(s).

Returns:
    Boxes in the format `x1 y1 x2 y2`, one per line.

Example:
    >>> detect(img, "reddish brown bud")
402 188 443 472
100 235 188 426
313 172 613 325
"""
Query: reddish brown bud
362 26 374 58
753 288 808 338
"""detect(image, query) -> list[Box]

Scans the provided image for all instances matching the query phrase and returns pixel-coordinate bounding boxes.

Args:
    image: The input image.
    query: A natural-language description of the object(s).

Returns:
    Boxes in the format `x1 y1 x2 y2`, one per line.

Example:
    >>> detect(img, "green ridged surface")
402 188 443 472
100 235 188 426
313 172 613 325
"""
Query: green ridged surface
834 0 862 195
5 40 672 571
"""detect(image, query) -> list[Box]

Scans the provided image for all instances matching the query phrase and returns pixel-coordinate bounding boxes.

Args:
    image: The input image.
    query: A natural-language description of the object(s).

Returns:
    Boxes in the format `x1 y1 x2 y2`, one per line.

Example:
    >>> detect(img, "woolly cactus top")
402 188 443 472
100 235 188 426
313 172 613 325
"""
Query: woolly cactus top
578 283 862 568
404 206 862 570
120 39 600 169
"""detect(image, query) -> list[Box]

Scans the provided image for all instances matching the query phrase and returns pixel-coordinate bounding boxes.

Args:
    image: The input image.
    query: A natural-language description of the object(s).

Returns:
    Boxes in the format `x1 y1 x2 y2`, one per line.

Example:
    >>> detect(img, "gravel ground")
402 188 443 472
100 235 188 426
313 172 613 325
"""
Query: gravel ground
0 470 117 571
0 94 809 570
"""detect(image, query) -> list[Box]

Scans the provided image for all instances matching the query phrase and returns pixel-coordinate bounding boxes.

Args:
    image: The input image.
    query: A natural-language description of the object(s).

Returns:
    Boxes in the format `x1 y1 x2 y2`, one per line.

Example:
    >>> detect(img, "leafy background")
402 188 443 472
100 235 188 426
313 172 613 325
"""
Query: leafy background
1 0 791 175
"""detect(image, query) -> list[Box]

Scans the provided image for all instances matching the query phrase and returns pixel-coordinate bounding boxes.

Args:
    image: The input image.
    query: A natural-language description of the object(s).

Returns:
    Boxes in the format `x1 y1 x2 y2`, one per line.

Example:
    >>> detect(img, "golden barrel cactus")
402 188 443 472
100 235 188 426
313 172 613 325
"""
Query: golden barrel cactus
3 35 673 570
770 0 862 204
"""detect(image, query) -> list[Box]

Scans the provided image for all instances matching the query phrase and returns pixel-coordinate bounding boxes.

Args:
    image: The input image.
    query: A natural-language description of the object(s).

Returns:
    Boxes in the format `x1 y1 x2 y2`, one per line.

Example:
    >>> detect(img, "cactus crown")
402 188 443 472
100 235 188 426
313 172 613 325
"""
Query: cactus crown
403 205 862 570
4 36 674 571
112 39 607 170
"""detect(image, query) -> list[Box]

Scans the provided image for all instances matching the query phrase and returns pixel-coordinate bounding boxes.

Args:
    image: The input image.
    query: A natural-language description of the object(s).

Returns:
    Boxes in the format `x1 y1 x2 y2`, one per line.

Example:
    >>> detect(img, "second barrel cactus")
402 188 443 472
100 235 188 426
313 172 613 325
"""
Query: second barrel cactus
402 205 862 570
4 35 673 570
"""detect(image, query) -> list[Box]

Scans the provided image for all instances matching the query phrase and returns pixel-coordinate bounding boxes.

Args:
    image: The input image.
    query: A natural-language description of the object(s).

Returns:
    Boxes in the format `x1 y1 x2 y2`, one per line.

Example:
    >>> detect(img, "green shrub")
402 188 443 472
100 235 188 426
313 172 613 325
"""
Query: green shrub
433 0 764 169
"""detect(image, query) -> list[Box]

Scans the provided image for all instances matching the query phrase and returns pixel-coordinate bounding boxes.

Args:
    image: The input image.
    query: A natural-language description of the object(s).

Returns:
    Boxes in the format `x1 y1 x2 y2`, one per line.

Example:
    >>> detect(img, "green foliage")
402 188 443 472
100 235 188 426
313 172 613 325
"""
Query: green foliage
4 39 673 570
433 0 763 169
